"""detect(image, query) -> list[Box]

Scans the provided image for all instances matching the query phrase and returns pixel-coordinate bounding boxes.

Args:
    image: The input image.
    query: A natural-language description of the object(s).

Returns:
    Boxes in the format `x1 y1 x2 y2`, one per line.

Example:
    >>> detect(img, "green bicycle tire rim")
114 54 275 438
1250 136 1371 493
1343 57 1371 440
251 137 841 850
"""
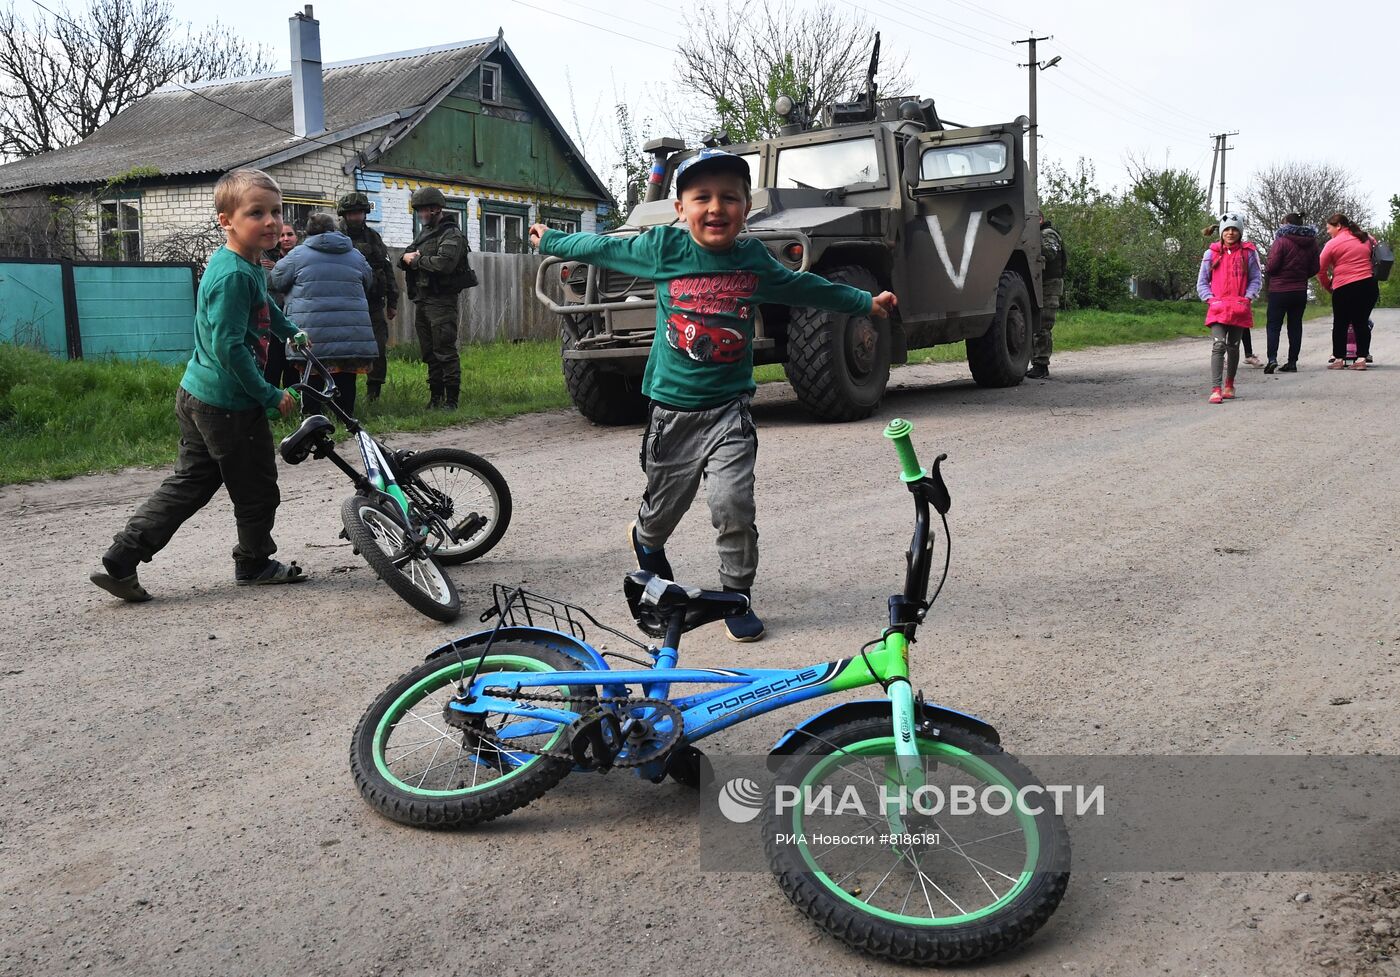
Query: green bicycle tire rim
791 737 1040 927
373 655 566 797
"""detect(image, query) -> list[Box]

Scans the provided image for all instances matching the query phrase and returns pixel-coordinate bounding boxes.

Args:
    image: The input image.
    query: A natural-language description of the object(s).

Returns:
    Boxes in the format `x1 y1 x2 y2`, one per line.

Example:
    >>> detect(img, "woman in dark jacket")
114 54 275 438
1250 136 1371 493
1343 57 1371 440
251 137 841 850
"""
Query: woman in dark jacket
269 212 377 414
1262 213 1320 373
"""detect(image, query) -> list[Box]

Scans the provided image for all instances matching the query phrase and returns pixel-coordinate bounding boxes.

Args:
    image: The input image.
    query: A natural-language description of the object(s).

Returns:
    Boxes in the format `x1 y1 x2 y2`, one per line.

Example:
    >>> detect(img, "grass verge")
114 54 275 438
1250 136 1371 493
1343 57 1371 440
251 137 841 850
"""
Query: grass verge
0 301 1331 485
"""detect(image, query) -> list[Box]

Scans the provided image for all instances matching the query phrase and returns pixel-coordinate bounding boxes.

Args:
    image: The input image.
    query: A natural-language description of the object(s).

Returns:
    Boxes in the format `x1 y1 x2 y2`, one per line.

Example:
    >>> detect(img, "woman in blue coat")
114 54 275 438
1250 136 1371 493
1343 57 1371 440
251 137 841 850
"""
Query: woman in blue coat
270 212 377 414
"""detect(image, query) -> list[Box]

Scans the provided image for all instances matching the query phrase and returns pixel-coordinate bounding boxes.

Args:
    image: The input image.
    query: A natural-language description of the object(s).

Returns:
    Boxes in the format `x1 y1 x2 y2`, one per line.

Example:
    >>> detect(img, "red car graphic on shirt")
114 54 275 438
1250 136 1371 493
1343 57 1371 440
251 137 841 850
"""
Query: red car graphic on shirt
668 312 747 364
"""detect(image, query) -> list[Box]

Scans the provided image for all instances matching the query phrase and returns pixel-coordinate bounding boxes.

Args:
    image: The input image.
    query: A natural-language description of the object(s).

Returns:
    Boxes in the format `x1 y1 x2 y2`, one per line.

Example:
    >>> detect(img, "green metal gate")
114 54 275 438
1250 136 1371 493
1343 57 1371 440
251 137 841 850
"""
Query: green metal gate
0 259 196 363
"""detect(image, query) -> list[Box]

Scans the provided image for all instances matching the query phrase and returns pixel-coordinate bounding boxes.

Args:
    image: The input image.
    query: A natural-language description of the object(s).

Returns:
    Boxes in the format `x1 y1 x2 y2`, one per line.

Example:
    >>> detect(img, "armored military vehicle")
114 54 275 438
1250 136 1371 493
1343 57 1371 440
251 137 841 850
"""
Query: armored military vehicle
536 42 1042 424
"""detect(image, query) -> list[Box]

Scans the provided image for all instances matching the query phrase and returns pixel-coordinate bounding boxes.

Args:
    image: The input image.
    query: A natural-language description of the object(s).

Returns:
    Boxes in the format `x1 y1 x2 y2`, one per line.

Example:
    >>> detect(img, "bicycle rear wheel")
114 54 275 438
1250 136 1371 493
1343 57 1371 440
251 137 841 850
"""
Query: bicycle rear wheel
350 642 594 828
764 718 1069 965
400 448 512 566
341 495 461 622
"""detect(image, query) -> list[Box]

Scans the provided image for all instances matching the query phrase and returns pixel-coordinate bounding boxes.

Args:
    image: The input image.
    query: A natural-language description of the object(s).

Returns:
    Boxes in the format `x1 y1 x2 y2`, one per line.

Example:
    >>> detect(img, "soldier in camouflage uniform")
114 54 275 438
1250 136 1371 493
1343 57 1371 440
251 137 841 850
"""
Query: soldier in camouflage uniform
337 192 399 400
1027 215 1066 379
399 186 473 409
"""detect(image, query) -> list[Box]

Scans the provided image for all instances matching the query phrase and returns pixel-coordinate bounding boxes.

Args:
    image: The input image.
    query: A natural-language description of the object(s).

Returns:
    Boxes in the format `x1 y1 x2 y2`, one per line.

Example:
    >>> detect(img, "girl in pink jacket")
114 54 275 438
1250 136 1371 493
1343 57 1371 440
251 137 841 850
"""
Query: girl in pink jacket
1317 213 1378 370
1196 214 1262 404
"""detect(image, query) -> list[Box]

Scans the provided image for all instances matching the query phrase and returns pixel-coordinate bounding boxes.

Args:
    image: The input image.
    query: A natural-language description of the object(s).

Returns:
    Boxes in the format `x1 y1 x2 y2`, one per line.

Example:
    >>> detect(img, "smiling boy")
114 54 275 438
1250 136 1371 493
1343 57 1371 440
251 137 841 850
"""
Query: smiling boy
90 168 308 602
530 149 897 640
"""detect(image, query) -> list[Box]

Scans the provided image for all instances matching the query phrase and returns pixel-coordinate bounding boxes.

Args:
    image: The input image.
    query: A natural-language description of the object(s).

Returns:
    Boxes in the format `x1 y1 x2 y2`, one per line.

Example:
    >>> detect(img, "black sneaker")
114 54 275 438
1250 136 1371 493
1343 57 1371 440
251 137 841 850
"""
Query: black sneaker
1279 362 1297 373
628 521 673 580
1025 363 1050 379
1264 360 1277 374
722 587 765 642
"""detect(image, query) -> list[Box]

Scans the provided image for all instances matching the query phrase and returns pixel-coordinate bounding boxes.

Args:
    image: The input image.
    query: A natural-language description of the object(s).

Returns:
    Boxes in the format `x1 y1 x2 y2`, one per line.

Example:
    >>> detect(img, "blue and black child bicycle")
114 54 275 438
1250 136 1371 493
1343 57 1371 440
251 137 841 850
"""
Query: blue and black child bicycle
350 421 1069 964
278 348 511 622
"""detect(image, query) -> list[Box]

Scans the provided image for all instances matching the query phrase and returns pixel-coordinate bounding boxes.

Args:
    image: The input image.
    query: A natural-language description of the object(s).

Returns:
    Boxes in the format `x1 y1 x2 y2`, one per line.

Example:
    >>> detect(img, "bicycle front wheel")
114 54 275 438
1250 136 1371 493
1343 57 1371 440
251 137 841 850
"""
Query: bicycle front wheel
350 641 594 828
764 718 1069 965
400 448 512 566
340 495 461 622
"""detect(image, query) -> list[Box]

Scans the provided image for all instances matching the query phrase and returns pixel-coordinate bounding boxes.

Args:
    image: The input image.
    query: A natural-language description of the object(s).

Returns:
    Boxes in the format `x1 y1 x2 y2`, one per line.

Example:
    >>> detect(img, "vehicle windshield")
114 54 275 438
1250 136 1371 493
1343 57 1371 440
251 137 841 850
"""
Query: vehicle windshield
920 141 1008 180
775 137 880 190
736 152 761 188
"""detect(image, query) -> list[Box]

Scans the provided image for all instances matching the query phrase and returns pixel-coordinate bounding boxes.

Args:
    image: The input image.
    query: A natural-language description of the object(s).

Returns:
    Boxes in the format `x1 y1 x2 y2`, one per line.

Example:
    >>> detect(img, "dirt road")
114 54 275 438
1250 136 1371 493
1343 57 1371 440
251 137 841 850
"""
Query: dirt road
3 313 1398 976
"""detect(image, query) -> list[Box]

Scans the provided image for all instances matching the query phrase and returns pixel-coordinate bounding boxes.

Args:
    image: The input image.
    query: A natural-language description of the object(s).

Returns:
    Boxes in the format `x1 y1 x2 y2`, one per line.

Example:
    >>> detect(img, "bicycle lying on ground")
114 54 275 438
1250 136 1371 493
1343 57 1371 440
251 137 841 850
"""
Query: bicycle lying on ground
350 420 1069 963
277 349 511 622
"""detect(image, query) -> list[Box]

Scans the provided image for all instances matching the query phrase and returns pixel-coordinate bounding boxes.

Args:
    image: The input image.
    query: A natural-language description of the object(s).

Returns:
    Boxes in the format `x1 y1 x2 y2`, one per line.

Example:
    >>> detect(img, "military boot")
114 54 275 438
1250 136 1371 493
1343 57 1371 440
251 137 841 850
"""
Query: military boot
367 382 382 401
443 383 460 410
426 384 444 410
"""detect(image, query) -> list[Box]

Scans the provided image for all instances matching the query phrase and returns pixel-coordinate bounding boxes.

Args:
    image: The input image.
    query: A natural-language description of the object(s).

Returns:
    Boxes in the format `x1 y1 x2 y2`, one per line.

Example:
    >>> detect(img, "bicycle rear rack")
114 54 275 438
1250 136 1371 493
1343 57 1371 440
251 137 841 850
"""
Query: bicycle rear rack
482 584 653 661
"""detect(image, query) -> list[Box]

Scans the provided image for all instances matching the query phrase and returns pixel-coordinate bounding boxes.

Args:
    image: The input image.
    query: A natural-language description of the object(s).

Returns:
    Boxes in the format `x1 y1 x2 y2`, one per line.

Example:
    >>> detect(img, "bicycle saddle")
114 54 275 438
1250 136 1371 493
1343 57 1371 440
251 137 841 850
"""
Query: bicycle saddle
279 414 335 465
623 571 749 639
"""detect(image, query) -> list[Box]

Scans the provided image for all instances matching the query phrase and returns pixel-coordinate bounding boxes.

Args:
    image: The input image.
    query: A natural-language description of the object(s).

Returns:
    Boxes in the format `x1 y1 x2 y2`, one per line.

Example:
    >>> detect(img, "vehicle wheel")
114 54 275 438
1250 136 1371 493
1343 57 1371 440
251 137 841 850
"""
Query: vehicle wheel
399 448 512 566
350 642 596 828
764 718 1070 965
340 495 461 623
784 265 891 422
561 321 648 426
966 270 1033 387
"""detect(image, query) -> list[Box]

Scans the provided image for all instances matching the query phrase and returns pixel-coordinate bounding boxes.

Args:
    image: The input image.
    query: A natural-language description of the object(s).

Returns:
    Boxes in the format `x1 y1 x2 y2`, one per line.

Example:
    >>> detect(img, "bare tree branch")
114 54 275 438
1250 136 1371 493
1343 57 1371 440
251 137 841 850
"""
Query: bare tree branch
676 0 910 142
0 0 273 159
1239 161 1372 259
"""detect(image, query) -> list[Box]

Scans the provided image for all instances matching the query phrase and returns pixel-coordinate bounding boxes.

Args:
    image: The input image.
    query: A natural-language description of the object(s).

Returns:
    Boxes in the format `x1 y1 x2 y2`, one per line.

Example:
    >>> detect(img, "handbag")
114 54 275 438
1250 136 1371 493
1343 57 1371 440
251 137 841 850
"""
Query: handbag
1373 240 1394 282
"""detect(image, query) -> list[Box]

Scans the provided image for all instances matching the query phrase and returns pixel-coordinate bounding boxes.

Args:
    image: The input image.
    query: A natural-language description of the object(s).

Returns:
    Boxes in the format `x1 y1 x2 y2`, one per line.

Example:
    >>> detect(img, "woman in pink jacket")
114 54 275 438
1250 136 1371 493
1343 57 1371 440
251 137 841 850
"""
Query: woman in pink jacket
1316 213 1378 370
1196 214 1262 404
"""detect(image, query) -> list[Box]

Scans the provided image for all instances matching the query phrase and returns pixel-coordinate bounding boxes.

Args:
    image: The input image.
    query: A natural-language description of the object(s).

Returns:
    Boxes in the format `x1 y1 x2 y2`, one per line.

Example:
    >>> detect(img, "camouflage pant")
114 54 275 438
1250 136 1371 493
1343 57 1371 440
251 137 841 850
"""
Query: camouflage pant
367 304 389 389
414 296 461 390
1032 277 1063 367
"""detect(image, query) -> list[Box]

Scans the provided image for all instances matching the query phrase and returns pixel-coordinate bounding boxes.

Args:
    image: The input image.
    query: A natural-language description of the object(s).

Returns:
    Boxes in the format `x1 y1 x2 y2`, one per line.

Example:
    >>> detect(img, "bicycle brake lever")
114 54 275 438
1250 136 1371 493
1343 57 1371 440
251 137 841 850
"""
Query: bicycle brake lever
924 453 951 515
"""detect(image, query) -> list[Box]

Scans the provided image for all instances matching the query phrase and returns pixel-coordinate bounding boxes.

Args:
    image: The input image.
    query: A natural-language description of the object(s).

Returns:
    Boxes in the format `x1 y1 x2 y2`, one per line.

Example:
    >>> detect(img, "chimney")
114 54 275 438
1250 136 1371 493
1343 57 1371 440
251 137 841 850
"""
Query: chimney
289 5 324 138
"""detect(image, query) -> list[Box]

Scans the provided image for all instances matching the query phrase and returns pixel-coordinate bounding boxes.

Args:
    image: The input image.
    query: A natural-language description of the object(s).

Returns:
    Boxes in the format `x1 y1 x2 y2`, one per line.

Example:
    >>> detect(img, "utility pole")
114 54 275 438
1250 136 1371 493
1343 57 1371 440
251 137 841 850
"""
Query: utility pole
1013 34 1058 204
1209 130 1239 214
1206 135 1220 215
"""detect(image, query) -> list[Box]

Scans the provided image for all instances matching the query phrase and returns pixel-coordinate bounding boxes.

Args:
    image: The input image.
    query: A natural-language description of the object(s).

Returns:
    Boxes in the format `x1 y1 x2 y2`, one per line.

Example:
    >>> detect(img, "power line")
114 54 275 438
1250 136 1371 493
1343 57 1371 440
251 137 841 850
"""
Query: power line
22 0 348 152
505 0 677 53
1052 38 1221 133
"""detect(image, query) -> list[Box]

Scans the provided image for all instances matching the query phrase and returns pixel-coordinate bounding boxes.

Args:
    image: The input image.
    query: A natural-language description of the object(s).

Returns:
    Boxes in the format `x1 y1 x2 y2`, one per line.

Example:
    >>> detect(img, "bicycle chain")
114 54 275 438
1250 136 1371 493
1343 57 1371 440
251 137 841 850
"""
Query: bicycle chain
451 686 685 769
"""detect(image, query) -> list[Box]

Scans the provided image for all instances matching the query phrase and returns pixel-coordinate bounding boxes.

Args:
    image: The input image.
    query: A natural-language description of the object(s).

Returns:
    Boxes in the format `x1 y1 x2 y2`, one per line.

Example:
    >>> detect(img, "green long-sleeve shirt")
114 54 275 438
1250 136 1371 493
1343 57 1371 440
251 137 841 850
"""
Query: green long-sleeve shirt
541 225 874 409
180 246 299 411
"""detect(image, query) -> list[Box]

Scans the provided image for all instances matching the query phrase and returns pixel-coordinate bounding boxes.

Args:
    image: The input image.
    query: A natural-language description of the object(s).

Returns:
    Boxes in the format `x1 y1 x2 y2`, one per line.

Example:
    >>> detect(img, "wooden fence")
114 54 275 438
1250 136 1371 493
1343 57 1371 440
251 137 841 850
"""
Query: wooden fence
388 252 564 347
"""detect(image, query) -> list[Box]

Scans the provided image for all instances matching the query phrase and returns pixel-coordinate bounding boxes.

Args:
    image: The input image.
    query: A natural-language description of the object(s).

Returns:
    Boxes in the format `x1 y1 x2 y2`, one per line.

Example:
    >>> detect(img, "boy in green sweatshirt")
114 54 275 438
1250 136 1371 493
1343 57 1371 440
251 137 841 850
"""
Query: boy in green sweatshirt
530 149 897 641
90 168 309 602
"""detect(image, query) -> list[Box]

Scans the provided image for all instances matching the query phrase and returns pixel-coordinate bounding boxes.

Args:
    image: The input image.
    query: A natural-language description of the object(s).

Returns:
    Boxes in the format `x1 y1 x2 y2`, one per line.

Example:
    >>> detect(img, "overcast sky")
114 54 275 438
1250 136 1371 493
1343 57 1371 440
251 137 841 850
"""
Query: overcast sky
201 0 1395 226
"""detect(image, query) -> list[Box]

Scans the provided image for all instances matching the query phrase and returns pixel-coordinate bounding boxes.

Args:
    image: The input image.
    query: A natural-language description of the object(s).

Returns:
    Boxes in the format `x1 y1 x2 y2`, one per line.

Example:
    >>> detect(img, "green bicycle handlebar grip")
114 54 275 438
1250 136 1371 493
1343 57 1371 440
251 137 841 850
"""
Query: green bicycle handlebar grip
266 387 301 421
882 418 925 482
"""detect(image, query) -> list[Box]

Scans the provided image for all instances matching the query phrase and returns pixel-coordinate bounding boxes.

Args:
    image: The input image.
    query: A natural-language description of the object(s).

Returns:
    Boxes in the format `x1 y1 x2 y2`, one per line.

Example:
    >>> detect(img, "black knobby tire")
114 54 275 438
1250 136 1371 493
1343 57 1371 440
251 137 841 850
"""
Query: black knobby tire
399 448 512 566
561 322 648 426
350 642 595 828
764 718 1070 965
966 270 1033 387
340 495 461 623
783 265 892 422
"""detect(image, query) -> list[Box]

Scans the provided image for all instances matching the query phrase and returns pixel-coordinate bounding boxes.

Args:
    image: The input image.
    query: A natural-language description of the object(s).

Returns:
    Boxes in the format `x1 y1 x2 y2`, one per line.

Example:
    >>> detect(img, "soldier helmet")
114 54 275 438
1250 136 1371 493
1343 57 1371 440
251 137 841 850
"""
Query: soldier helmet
410 186 448 209
337 191 371 215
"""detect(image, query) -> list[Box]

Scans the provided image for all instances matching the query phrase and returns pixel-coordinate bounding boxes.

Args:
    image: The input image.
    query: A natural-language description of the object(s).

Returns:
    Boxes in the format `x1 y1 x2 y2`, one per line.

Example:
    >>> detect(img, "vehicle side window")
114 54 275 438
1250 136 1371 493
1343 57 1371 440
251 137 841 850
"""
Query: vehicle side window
775 137 881 190
919 142 1007 181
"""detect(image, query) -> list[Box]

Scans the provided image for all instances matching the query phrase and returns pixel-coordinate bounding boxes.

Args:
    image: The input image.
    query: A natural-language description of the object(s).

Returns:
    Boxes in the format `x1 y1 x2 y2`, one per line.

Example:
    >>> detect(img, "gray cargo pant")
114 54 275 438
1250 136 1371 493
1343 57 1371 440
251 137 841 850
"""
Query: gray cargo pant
636 396 758 590
1032 277 1063 367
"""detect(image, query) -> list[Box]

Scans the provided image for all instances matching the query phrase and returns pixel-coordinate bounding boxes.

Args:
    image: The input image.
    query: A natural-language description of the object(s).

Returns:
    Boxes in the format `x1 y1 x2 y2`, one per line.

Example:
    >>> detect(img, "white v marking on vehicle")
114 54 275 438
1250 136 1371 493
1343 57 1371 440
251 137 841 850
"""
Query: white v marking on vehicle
924 212 981 290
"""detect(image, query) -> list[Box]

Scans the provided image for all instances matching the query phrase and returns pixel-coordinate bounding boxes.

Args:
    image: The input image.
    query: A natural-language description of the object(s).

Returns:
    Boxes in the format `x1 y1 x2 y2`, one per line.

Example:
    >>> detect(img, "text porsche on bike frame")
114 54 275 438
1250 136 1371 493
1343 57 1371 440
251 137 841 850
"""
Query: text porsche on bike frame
772 781 1106 819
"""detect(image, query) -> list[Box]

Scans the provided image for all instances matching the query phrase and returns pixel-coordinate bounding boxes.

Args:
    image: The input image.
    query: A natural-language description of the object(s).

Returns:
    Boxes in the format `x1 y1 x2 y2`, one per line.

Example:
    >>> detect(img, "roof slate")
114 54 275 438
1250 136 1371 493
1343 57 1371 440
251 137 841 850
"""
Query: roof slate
0 41 490 191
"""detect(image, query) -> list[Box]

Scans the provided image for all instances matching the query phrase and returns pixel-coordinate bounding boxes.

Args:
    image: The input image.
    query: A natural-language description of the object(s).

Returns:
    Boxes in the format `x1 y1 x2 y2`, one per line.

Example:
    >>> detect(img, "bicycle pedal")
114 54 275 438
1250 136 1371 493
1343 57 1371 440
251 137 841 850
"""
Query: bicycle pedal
569 708 623 771
663 744 709 789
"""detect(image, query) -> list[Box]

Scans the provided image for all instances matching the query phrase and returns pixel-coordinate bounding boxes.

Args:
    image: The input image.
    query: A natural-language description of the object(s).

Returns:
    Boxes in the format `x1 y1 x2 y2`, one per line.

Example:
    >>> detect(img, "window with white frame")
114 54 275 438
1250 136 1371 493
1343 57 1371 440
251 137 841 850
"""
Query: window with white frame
100 198 142 261
480 203 528 253
540 206 581 235
480 64 501 103
282 198 336 235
